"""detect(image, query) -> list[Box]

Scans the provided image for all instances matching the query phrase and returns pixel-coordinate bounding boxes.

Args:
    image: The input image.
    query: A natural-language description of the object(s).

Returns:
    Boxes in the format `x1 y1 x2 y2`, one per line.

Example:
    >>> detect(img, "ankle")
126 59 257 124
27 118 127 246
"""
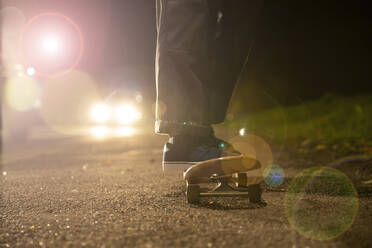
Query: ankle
156 120 214 137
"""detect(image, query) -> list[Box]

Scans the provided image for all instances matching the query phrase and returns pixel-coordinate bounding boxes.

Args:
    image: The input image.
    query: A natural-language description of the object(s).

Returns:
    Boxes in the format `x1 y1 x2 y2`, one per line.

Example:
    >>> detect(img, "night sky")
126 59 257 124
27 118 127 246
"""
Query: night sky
5 0 371 110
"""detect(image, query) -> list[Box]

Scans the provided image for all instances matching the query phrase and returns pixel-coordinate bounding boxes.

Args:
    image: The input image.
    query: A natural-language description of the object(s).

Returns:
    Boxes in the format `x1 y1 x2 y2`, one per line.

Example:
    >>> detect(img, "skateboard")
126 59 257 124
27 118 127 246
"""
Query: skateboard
183 155 263 204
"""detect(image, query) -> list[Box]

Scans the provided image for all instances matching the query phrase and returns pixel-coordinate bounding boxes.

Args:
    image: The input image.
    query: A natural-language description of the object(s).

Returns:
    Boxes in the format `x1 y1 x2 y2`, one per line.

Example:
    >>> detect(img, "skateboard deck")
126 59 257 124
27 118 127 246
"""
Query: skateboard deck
183 155 263 204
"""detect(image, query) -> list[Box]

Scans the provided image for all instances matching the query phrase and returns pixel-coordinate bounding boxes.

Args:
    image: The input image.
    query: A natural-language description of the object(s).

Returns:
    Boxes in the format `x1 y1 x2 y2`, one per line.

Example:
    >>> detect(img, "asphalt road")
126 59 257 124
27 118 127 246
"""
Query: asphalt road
1 127 371 248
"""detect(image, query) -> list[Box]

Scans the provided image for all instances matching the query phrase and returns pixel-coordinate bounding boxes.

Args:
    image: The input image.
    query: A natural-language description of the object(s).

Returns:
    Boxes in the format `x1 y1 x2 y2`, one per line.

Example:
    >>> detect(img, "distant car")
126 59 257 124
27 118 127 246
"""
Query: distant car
89 89 146 126
87 87 154 138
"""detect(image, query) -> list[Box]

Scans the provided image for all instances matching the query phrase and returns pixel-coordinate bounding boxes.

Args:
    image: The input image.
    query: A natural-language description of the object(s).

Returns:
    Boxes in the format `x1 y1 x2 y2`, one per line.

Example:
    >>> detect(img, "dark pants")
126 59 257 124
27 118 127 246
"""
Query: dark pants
155 0 259 136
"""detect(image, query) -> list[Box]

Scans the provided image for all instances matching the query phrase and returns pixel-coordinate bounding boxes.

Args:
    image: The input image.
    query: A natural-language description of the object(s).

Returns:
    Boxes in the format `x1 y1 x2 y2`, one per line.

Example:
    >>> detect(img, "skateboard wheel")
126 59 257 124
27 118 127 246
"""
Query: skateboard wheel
186 184 200 204
237 173 247 187
248 184 262 203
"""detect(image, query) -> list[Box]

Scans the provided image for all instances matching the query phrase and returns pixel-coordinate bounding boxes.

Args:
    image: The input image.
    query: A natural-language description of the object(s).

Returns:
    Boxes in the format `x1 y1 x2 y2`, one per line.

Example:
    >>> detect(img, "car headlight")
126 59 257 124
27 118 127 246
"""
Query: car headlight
91 103 110 123
115 104 141 124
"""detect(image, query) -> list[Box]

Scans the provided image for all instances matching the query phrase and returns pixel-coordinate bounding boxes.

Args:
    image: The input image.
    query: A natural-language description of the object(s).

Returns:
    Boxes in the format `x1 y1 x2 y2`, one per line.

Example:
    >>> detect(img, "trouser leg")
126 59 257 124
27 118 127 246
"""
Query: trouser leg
208 0 261 123
155 0 259 136
156 0 211 136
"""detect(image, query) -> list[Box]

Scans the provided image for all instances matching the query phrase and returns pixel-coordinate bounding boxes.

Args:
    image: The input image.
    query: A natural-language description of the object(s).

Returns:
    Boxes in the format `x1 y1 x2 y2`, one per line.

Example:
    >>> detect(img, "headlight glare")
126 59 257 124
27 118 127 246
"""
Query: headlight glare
91 103 110 123
115 104 141 124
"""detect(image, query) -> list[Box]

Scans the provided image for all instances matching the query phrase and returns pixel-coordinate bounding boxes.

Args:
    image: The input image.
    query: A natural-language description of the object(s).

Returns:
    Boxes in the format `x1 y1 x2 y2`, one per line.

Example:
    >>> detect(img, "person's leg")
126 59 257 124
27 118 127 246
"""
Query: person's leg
155 0 212 137
155 0 260 170
156 0 259 133
207 0 261 123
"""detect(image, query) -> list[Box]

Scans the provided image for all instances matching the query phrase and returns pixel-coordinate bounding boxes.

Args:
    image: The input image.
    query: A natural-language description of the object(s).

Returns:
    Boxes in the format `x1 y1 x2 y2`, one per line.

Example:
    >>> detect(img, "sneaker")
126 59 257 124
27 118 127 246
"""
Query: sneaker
162 134 241 171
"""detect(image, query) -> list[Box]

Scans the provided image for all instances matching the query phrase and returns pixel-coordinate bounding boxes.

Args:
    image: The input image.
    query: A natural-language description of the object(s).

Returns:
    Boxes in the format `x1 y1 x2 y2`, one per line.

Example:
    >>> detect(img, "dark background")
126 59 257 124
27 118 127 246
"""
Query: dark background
106 0 371 112
238 0 371 111
4 0 371 112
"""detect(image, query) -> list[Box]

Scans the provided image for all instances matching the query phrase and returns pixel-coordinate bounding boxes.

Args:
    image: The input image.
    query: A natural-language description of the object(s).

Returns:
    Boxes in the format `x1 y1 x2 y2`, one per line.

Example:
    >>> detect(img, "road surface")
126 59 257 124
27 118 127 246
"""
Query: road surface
1 127 371 247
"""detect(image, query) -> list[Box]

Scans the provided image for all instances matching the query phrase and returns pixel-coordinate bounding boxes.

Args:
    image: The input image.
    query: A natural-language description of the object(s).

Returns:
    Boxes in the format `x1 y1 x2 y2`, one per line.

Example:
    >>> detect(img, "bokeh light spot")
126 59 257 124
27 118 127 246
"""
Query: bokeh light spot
285 167 359 240
228 134 273 167
21 12 84 77
152 100 167 118
27 67 36 76
115 127 135 137
91 103 110 123
226 113 234 120
1 7 25 33
91 126 109 139
4 76 41 112
239 128 246 136
223 134 273 182
135 93 143 103
42 35 61 54
115 104 141 124
1 7 25 71
263 164 285 187
40 70 100 135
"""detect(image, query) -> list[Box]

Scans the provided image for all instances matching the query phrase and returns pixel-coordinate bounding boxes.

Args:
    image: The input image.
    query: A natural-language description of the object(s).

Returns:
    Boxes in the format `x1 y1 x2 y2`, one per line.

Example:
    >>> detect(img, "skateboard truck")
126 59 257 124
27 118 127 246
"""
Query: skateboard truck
184 155 263 204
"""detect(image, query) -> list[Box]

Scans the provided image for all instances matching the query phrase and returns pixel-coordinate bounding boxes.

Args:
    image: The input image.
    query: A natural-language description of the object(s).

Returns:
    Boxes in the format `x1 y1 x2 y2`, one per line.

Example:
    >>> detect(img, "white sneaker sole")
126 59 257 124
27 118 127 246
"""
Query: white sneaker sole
162 161 197 172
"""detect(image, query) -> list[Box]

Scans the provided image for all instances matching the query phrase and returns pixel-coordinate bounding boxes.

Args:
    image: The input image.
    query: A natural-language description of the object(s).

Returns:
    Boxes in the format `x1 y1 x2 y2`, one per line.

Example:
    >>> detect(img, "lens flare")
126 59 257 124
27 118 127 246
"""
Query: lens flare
224 134 273 185
115 127 135 137
1 7 25 34
226 90 288 160
1 7 26 72
91 126 109 139
27 67 36 76
239 128 246 136
285 167 359 240
135 94 143 103
4 76 41 112
115 104 141 124
42 35 61 54
91 103 110 123
40 70 100 135
152 100 167 118
263 164 285 187
228 134 273 166
20 12 84 77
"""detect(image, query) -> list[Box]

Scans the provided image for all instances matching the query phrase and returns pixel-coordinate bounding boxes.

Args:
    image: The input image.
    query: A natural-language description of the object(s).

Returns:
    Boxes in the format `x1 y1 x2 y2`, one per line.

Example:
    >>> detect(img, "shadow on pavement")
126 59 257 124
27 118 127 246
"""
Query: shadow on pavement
194 199 267 210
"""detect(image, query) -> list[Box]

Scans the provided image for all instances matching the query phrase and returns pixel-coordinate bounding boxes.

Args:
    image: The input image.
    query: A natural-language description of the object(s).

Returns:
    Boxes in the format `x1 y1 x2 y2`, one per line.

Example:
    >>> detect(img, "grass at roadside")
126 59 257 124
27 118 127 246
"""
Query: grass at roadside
224 94 372 151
